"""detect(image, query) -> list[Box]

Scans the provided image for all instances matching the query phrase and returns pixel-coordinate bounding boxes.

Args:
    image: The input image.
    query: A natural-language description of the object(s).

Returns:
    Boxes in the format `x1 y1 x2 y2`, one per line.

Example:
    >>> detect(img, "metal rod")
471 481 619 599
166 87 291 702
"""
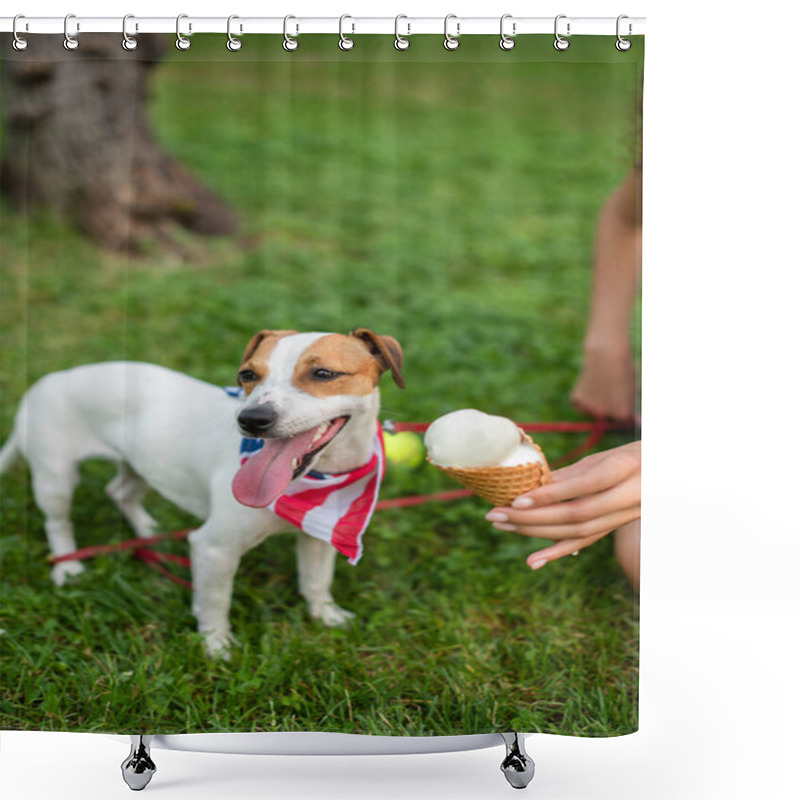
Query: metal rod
0 16 645 37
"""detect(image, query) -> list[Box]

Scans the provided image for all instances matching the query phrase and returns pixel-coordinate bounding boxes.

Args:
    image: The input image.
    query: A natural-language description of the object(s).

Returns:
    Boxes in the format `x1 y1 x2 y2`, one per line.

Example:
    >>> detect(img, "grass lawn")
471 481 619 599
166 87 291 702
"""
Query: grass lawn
0 35 642 737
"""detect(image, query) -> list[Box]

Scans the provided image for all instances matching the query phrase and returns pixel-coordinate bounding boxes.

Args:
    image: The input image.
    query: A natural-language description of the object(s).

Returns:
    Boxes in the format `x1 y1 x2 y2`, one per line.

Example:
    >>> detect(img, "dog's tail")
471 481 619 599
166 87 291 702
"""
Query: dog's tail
0 429 20 476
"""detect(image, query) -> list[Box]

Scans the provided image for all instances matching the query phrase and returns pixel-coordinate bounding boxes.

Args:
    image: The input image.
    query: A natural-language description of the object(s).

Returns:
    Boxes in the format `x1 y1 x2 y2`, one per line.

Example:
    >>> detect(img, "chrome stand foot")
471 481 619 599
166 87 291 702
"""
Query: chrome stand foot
500 733 535 789
121 735 156 791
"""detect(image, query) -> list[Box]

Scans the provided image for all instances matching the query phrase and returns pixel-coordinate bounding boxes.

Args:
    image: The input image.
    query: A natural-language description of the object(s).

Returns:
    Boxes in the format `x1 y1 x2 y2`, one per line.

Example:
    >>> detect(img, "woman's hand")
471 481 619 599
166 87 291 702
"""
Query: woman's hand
571 344 638 424
485 441 640 569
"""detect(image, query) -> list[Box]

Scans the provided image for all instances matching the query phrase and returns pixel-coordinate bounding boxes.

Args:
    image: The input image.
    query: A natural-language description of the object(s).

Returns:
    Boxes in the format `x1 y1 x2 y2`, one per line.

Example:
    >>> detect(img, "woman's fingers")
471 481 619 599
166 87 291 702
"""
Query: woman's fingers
493 504 640 542
570 346 637 424
527 531 608 569
507 442 640 510
489 473 640 534
484 441 642 570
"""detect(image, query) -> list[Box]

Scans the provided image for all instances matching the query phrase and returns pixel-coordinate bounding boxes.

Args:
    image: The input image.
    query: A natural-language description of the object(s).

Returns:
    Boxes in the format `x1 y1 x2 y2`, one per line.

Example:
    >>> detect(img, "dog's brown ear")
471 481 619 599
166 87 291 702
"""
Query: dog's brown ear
240 330 297 367
351 328 405 389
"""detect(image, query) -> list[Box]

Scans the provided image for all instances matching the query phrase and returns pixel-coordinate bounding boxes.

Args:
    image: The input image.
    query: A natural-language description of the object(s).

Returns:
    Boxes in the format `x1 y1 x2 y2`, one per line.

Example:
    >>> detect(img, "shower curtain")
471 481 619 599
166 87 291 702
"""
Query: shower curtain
0 27 642 741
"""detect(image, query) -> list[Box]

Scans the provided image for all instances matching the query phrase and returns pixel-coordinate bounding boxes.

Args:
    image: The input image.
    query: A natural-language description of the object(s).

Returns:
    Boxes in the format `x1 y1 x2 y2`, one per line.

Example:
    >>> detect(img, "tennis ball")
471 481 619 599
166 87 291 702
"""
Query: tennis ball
384 431 426 469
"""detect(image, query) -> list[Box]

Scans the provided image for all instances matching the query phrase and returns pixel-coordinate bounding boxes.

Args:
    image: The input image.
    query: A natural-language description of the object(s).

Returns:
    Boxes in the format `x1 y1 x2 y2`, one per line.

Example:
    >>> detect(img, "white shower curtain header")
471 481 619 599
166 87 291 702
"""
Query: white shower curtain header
2 15 646 39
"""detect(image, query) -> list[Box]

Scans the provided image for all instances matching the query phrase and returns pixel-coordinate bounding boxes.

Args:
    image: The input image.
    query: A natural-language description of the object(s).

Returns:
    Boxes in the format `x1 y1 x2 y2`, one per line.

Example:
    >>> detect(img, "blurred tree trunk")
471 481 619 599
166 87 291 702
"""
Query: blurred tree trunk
0 34 237 252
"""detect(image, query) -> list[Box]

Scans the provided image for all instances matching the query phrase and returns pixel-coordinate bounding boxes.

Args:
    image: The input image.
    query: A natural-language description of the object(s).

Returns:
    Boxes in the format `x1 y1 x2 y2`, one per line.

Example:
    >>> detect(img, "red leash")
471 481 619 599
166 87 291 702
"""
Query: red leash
48 418 623 587
49 528 194 588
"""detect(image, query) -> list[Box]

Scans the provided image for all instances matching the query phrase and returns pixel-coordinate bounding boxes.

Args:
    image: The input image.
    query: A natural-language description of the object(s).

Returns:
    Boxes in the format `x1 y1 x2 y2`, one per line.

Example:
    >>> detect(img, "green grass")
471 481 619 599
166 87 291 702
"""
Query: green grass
0 35 641 737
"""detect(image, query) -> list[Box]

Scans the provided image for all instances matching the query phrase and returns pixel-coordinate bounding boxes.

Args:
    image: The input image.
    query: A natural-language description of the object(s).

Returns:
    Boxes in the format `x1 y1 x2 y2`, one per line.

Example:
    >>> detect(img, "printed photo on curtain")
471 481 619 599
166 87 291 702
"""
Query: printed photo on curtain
0 19 643 781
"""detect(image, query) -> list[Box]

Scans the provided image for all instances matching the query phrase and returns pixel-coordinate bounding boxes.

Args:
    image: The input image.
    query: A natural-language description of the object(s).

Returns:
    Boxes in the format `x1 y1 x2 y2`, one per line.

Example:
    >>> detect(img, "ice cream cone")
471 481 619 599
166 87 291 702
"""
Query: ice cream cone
430 432 551 506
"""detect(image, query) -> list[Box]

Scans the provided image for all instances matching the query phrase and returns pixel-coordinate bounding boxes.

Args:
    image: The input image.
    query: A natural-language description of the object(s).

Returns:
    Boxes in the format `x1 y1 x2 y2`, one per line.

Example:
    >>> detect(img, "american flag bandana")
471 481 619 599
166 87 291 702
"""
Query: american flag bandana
237 417 386 565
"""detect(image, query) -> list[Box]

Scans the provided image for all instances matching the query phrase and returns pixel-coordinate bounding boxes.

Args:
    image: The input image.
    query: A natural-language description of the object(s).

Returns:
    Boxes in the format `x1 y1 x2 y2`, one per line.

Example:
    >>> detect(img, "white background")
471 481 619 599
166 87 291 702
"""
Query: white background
2 1 798 798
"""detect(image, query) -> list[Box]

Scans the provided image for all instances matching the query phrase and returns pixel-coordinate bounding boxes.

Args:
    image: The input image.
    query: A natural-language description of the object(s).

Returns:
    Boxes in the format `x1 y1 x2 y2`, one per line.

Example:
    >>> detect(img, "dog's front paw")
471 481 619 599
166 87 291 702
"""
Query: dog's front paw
51 560 85 587
202 629 238 661
312 602 356 628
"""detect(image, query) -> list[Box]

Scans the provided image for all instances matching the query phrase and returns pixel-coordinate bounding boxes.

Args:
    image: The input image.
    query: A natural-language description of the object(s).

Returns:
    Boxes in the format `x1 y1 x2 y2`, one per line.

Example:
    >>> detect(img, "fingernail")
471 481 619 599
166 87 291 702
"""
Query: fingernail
492 522 517 532
485 511 508 522
529 558 548 570
512 497 534 509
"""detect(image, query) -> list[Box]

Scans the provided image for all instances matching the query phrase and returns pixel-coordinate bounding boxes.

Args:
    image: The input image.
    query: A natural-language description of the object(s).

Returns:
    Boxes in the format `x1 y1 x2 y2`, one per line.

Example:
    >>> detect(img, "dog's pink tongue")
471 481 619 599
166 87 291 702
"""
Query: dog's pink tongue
232 430 317 508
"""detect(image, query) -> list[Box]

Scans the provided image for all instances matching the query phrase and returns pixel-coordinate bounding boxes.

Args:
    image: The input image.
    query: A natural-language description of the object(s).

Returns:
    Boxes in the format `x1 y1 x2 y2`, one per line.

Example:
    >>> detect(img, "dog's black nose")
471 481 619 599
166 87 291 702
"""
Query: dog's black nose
238 405 278 437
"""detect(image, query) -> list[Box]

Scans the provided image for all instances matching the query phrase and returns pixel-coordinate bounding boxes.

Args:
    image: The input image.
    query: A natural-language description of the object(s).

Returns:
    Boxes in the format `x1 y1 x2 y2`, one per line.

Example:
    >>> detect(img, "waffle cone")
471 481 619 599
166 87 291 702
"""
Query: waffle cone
431 432 551 506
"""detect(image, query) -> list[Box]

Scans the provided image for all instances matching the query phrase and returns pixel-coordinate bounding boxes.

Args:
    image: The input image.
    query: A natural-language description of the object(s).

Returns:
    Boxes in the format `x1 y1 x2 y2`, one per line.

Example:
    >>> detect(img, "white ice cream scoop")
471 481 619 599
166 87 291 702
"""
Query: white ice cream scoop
424 409 526 468
497 441 545 468
424 409 551 506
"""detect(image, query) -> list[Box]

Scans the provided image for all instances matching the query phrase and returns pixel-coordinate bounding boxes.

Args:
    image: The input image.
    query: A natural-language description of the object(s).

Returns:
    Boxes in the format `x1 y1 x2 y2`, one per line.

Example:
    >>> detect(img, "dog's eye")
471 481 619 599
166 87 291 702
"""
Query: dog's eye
312 368 342 381
238 369 259 383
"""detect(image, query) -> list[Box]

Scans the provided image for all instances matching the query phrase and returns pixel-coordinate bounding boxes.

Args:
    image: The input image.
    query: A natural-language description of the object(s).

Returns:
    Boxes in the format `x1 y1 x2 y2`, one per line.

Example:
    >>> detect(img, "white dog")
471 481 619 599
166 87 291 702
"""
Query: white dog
0 328 404 656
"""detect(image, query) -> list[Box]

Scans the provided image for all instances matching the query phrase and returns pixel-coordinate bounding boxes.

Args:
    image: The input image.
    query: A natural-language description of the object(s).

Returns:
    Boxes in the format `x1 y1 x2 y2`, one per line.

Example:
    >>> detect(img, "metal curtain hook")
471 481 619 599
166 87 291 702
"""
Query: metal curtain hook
339 14 354 50
444 14 459 50
176 13 192 50
63 13 79 51
227 15 243 51
122 15 138 51
554 14 570 51
394 15 410 50
499 14 515 51
12 14 29 51
283 15 299 51
616 14 632 51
